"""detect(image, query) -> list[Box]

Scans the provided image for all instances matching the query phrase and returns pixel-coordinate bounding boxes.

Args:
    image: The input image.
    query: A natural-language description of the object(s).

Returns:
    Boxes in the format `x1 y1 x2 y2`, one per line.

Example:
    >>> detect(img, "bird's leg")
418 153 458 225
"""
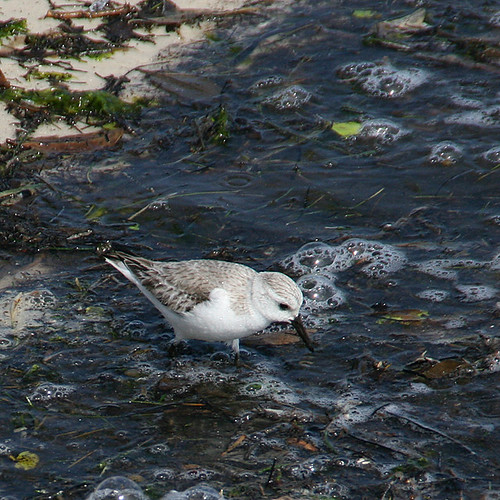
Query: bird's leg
167 338 184 357
231 339 240 366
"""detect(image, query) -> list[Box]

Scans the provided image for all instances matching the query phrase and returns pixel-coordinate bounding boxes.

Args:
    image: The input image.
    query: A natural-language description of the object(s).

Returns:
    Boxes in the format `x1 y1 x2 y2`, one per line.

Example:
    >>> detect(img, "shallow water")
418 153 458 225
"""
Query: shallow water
1 1 499 498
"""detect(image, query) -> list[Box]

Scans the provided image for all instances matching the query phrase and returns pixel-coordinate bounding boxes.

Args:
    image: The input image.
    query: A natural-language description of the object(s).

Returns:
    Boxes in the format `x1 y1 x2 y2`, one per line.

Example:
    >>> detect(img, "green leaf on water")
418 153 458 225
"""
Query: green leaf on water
11 451 39 470
353 10 377 19
331 121 362 137
85 204 107 220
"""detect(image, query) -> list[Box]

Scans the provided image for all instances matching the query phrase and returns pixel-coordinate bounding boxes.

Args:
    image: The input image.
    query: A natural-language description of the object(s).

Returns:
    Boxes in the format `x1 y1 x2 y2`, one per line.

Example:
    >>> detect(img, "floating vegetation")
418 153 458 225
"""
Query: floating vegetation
331 121 362 137
0 87 142 124
194 105 231 147
0 18 27 41
25 69 73 82
23 32 116 60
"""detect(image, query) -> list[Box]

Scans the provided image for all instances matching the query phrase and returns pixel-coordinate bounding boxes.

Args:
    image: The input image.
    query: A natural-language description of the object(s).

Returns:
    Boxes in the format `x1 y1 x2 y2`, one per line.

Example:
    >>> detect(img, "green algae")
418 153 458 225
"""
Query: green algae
0 87 143 122
0 18 27 41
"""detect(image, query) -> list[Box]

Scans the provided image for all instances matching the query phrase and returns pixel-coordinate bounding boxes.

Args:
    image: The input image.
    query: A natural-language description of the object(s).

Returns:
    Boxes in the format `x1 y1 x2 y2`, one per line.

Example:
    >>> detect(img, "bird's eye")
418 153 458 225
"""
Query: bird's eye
279 303 290 311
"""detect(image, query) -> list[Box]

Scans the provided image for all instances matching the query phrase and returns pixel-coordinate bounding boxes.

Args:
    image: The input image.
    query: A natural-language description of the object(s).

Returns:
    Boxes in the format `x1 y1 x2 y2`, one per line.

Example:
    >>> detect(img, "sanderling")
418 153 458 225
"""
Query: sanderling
104 251 314 358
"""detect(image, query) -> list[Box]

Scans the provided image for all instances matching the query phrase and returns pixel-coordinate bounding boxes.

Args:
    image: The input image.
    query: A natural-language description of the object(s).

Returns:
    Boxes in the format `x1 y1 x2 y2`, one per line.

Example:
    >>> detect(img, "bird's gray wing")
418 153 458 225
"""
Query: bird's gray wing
110 253 253 314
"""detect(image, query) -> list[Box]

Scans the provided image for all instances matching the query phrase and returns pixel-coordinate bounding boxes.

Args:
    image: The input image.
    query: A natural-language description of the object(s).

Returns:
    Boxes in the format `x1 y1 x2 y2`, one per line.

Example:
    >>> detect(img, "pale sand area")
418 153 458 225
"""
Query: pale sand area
0 0 248 144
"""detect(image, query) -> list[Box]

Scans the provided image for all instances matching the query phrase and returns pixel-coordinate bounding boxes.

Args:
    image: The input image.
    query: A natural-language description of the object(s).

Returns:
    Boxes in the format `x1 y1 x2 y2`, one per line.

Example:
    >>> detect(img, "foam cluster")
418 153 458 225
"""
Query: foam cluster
263 85 312 110
482 146 500 164
456 284 498 303
281 240 407 318
355 119 408 144
342 239 408 277
428 141 463 166
283 239 407 278
249 75 283 92
416 258 486 281
337 61 427 98
416 289 450 302
86 476 224 500
297 274 346 314
30 383 75 403
445 105 500 127
162 485 224 500
239 374 301 405
86 476 148 500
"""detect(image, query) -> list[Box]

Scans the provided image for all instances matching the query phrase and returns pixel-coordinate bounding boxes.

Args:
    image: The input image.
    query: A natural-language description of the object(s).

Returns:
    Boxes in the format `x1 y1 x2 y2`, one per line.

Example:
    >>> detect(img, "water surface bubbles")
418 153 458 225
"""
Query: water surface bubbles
456 284 497 302
297 274 345 312
417 289 450 302
177 468 218 482
153 468 176 482
446 105 500 127
444 316 468 329
87 476 148 500
295 242 334 269
30 383 76 403
239 375 300 405
0 336 14 350
342 238 407 276
489 252 500 271
148 442 170 455
161 484 224 500
263 85 312 110
0 441 12 455
288 455 331 479
281 241 354 275
249 75 283 92
416 259 459 280
481 146 500 164
355 119 408 144
429 141 463 166
337 61 427 98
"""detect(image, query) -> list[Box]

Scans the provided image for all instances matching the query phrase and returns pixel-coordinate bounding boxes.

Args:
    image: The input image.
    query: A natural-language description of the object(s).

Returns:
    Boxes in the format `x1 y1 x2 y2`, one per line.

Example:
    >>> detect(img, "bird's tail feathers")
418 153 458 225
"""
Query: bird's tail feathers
105 257 143 288
105 255 174 320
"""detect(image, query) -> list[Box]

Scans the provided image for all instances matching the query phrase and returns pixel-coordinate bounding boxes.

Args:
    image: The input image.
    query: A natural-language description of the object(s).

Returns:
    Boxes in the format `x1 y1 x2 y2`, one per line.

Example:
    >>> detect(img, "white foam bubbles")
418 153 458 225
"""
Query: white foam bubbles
481 146 500 165
355 119 408 144
337 61 428 98
281 241 354 275
30 383 76 403
342 238 407 277
86 476 148 500
283 239 407 278
456 284 497 302
148 442 170 455
428 141 463 166
297 274 346 313
416 257 487 280
288 455 332 479
0 288 57 336
249 75 283 92
161 485 224 500
177 469 218 482
0 441 13 455
282 240 407 320
445 105 500 128
416 259 459 280
153 468 176 482
490 252 500 271
239 375 300 405
263 85 311 110
416 289 450 302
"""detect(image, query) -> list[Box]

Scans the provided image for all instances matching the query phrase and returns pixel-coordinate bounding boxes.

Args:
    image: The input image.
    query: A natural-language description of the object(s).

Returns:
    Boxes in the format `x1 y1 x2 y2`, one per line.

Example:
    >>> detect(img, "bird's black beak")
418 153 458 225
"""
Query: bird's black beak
291 315 314 352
